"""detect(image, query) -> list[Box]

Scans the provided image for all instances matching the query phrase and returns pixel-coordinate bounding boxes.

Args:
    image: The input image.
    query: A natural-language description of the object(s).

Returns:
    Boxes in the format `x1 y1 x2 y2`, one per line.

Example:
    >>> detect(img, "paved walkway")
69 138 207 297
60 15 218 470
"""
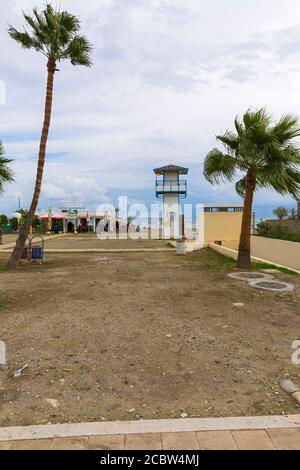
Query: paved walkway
1 428 300 450
0 248 175 254
0 416 299 450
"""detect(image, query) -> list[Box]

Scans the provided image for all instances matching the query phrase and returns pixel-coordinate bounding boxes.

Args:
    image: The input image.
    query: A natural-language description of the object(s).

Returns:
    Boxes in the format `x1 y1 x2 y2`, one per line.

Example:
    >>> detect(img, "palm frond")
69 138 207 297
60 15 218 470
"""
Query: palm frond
234 117 244 137
0 142 14 195
32 7 53 45
271 114 300 144
277 144 300 165
66 35 93 66
216 131 239 151
203 148 238 184
8 4 92 67
263 168 300 199
23 11 39 31
59 12 80 33
43 4 56 32
243 108 272 131
32 7 46 29
235 177 247 197
8 26 41 50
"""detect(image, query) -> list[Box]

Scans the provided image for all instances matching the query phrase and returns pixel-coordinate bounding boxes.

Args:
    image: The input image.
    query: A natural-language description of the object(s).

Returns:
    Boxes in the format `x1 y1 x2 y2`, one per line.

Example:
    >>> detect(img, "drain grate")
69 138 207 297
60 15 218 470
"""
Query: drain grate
249 280 295 292
228 272 273 282
239 273 267 279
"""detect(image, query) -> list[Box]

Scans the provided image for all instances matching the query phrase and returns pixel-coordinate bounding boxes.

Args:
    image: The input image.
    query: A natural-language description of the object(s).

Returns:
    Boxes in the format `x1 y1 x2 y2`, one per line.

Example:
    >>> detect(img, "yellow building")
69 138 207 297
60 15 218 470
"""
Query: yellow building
203 204 243 248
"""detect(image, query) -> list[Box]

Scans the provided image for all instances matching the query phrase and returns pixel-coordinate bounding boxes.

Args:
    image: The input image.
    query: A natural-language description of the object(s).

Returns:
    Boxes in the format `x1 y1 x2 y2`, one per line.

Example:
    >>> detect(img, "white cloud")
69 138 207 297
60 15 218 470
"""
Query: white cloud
42 183 66 200
1 0 300 216
0 80 6 105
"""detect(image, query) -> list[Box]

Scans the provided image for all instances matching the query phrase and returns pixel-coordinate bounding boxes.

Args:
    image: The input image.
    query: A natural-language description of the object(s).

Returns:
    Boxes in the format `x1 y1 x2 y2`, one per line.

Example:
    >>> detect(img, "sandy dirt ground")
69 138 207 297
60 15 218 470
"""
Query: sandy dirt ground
0 248 300 426
0 233 174 251
0 234 18 246
42 234 174 250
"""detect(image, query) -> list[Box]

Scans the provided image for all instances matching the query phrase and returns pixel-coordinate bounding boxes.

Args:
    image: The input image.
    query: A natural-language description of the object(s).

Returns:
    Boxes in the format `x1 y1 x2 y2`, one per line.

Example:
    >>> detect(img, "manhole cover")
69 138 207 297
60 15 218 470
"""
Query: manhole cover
228 272 273 281
249 280 295 292
240 273 267 279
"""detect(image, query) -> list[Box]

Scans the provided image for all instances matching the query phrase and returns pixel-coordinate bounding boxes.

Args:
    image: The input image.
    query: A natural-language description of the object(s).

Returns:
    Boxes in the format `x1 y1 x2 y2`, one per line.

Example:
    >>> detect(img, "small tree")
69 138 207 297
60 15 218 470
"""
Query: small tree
289 207 297 220
256 221 271 236
0 214 8 226
0 214 8 245
16 209 29 228
273 207 288 220
10 218 19 232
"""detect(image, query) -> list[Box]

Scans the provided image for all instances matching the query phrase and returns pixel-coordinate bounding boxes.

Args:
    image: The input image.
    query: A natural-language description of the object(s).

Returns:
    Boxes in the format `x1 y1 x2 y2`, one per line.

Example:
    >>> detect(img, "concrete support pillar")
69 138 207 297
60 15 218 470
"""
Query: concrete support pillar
163 193 180 240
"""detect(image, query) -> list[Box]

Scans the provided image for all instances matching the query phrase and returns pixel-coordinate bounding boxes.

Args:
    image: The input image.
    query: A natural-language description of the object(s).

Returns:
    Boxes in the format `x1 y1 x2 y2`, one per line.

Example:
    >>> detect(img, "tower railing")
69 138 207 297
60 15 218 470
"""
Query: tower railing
155 179 187 196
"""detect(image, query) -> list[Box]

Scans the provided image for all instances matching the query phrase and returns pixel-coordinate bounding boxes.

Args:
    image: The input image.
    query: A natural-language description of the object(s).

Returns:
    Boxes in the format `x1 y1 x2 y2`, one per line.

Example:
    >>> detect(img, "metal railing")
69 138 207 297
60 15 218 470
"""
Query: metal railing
156 180 187 194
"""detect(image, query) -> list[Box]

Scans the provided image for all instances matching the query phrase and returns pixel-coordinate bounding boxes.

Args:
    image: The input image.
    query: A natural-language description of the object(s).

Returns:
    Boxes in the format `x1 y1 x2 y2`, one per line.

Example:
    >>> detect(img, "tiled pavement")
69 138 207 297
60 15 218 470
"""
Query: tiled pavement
0 428 299 450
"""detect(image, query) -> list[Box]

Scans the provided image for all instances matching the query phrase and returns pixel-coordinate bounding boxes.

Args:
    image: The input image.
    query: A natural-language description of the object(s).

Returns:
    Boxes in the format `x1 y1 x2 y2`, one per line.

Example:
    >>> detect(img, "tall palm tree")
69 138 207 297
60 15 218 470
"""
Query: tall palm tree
0 141 14 245
6 4 92 268
204 108 300 268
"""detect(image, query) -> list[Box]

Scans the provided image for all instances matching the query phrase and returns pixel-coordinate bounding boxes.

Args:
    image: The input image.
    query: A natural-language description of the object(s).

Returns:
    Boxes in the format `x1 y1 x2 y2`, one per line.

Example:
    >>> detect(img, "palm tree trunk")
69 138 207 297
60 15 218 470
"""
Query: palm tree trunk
236 174 255 269
6 60 56 269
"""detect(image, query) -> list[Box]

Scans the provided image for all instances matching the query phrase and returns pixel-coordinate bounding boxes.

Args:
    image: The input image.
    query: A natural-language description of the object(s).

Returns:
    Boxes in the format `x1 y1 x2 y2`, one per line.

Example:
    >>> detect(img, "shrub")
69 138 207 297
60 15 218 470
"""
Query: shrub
256 221 271 236
9 217 19 231
256 222 300 243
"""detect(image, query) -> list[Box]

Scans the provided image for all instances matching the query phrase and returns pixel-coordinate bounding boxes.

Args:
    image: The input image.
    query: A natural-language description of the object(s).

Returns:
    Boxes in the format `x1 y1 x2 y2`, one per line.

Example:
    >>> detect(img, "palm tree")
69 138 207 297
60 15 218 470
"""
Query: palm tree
273 207 288 220
204 108 300 268
289 207 297 220
6 4 92 268
0 141 14 245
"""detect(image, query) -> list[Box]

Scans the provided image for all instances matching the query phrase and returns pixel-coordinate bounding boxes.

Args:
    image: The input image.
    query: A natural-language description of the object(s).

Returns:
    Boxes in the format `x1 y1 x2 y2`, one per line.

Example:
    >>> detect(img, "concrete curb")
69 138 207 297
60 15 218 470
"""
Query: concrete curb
0 415 300 442
44 248 175 253
1 248 176 254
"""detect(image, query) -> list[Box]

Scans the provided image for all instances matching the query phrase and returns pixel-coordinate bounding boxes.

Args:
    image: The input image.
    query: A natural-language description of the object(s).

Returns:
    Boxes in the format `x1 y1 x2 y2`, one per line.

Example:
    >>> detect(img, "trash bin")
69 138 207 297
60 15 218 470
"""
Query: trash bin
28 235 45 263
31 247 43 260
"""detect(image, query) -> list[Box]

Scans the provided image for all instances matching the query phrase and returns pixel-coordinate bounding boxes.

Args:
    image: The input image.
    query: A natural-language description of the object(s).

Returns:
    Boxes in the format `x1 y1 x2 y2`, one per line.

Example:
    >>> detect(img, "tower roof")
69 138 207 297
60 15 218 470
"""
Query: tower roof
153 164 189 176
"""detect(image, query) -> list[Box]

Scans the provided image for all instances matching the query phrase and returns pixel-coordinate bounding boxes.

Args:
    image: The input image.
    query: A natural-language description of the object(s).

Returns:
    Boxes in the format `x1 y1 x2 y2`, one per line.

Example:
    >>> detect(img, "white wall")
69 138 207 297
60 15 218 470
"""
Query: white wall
251 236 300 272
208 236 300 273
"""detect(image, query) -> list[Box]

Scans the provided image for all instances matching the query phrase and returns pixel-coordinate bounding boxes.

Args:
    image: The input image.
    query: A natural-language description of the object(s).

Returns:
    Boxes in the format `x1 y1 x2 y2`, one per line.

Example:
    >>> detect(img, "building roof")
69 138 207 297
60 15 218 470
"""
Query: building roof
204 204 244 208
35 211 115 220
154 164 189 175
36 212 65 219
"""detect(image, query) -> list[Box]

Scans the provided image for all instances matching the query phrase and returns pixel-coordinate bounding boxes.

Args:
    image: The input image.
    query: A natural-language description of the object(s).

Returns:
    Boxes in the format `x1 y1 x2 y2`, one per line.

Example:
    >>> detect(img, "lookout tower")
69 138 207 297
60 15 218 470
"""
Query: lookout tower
154 164 189 239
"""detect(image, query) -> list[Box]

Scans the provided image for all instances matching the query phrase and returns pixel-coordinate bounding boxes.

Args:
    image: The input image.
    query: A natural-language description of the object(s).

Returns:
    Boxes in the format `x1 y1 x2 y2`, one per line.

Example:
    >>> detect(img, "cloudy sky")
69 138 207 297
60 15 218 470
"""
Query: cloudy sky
1 0 300 218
